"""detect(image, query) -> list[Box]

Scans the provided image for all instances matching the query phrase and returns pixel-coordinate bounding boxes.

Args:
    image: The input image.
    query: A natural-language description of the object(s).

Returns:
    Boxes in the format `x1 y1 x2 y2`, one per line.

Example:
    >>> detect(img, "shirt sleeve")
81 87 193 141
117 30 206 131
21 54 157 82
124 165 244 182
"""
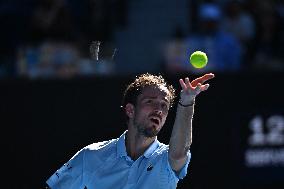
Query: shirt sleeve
46 148 86 189
166 150 191 180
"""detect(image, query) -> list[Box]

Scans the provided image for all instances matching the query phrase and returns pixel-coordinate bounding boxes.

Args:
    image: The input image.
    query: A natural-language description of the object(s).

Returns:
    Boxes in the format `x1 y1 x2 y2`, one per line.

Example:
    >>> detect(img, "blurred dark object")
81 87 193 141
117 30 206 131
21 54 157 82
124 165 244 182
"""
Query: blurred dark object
27 0 77 44
0 0 33 77
221 0 255 45
248 1 284 71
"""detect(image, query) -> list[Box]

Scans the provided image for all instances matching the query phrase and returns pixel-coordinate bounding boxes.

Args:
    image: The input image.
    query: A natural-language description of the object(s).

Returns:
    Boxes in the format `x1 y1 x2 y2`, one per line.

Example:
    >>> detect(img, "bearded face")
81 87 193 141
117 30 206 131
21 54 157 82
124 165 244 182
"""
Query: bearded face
131 86 170 138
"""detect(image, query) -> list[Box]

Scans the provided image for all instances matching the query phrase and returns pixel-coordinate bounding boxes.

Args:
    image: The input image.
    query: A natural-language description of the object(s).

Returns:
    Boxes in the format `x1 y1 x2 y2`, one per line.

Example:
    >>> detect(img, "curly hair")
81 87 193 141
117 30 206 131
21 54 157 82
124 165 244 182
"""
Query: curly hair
121 73 176 108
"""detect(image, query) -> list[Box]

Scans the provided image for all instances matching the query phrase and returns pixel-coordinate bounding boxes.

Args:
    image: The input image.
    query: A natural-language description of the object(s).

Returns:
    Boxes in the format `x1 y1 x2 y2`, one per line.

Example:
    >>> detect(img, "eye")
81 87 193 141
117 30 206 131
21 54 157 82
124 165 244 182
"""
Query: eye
145 99 153 104
161 102 169 110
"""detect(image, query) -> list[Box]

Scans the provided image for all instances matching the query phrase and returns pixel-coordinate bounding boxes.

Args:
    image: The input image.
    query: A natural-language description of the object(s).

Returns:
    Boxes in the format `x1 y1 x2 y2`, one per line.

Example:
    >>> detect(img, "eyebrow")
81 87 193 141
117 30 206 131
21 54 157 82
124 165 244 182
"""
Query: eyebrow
141 96 169 103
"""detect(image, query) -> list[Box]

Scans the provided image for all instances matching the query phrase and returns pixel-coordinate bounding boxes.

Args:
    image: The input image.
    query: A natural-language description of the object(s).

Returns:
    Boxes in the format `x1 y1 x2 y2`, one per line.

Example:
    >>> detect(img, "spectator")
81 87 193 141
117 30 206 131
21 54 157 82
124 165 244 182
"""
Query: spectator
163 3 242 74
17 41 81 79
221 0 255 50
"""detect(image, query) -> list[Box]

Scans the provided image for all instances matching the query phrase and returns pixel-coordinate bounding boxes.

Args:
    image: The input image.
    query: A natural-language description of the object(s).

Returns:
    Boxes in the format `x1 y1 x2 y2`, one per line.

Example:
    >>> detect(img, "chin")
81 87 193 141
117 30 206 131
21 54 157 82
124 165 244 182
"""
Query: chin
143 127 160 138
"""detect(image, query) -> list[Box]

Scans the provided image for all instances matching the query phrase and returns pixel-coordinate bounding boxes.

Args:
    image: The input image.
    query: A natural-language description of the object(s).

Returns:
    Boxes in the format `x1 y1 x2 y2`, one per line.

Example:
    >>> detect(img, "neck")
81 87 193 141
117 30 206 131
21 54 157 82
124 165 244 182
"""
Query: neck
126 126 156 160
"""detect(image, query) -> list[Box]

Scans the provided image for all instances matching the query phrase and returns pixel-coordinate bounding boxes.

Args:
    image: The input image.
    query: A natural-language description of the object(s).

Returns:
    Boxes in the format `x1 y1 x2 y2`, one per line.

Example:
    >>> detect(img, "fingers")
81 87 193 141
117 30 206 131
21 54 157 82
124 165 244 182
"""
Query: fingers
195 83 202 93
185 77 193 89
193 83 209 96
179 77 193 90
200 83 210 91
179 79 186 90
180 76 210 92
191 73 215 87
179 74 212 99
179 79 210 99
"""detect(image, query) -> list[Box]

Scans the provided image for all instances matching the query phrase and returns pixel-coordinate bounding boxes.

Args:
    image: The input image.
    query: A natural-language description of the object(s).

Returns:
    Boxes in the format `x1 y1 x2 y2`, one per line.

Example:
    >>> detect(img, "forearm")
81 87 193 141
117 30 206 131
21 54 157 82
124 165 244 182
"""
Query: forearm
168 73 213 172
169 102 194 159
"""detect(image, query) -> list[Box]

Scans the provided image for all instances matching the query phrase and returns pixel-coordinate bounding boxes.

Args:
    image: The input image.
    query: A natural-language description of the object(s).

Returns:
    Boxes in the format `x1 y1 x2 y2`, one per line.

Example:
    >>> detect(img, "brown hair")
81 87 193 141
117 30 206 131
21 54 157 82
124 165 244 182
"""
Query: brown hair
121 73 176 108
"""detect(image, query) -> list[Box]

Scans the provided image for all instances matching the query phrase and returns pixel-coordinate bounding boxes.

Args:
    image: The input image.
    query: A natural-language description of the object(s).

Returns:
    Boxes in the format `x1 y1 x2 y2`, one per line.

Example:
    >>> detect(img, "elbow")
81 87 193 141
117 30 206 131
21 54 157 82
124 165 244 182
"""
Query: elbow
169 147 190 161
170 153 186 162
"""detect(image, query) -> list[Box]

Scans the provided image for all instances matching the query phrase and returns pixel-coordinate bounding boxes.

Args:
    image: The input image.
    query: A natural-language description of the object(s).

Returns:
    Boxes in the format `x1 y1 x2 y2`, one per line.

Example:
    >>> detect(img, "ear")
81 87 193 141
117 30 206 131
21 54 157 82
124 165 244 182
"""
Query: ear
125 103 135 119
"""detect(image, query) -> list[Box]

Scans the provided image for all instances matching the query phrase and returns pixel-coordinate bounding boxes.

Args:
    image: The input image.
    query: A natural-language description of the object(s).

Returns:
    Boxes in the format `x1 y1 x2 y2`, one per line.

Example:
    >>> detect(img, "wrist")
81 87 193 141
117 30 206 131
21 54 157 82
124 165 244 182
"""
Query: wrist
178 99 195 107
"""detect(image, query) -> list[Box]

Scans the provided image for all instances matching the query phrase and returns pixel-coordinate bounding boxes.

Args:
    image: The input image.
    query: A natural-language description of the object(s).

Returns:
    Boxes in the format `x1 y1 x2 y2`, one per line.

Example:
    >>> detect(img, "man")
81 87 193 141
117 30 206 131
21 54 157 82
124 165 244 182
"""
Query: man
46 72 214 189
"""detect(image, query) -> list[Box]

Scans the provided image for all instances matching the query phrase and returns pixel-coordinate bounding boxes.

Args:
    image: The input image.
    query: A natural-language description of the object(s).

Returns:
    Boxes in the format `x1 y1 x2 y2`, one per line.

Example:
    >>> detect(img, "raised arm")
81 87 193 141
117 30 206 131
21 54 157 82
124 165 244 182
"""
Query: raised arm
168 73 214 172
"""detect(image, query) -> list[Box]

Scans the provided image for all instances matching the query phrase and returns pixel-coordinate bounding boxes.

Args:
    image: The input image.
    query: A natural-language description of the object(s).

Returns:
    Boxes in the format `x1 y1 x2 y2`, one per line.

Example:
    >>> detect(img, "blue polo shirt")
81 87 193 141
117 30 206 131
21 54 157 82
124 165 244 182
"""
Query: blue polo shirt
46 131 191 189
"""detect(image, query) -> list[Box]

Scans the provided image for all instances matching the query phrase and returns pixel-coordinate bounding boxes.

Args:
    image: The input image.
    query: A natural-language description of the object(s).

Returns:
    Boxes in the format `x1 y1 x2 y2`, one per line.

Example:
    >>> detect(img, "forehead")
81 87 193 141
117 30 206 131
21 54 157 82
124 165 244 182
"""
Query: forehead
138 85 170 101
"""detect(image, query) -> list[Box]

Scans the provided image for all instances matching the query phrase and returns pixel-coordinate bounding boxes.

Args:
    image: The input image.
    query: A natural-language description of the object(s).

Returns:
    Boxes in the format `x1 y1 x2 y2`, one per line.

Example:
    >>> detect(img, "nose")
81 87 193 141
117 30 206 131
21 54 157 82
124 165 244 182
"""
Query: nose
153 103 163 115
154 109 162 115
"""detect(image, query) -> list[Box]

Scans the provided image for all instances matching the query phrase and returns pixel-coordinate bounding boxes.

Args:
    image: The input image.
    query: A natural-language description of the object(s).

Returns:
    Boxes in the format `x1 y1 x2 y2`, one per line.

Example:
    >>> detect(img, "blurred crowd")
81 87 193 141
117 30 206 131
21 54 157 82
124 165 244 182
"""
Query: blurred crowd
0 0 283 79
163 0 284 74
0 0 126 78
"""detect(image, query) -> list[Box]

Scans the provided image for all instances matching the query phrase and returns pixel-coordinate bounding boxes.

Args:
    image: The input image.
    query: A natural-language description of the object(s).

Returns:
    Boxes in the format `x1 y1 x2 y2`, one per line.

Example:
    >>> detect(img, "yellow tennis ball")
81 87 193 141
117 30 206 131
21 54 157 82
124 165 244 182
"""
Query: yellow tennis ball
190 51 208 69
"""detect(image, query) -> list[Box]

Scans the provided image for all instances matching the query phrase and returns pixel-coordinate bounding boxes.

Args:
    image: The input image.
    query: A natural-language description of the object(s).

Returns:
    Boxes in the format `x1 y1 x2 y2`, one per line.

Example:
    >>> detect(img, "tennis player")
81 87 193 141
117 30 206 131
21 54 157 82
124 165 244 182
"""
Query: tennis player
46 73 214 189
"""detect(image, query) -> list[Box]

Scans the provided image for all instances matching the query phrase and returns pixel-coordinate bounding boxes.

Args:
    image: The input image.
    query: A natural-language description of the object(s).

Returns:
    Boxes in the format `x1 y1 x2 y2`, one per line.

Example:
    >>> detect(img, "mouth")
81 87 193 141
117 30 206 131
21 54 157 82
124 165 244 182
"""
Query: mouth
150 117 161 125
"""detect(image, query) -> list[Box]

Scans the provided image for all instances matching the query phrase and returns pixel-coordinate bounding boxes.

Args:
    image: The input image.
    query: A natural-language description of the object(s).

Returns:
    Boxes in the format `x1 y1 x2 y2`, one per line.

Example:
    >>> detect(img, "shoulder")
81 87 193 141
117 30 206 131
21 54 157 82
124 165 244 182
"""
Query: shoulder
83 138 118 156
155 141 169 155
82 138 118 169
67 139 117 161
85 138 117 151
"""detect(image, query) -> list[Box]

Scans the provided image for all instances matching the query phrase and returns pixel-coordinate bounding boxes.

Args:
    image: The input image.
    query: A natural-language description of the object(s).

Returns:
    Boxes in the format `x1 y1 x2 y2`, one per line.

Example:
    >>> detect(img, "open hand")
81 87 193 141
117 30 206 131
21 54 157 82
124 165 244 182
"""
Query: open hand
179 73 215 104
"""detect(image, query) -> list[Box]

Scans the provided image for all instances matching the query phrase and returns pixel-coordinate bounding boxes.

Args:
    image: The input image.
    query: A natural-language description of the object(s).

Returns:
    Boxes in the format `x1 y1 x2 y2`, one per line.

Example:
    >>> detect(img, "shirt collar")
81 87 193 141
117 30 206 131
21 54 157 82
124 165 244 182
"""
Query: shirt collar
143 138 159 158
117 130 128 158
116 130 160 159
